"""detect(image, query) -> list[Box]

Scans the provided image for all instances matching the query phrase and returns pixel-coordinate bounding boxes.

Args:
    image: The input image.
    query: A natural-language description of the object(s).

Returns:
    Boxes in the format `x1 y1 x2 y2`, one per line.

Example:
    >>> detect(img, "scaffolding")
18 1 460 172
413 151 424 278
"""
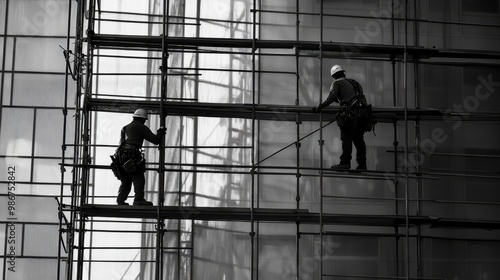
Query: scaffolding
56 1 500 280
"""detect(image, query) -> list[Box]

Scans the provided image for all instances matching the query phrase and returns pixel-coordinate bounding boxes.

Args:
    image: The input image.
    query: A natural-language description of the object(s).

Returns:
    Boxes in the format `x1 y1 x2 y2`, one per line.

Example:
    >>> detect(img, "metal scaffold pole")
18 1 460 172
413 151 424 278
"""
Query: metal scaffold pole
412 1 423 278
403 0 410 279
295 1 301 279
319 0 324 279
251 0 259 279
390 0 401 277
57 0 74 279
190 1 202 278
87 8 105 277
156 1 169 279
76 0 96 279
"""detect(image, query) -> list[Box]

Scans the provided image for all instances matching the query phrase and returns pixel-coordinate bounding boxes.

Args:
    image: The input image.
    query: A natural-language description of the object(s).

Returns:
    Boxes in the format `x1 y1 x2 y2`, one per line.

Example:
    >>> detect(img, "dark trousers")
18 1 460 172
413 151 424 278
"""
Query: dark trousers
339 113 366 164
117 170 145 203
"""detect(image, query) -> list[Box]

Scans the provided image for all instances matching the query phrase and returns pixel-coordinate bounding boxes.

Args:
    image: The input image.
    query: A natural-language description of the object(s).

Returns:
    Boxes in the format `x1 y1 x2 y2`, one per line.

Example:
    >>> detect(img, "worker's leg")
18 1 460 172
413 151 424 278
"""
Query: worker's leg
332 119 354 170
117 173 132 205
339 119 355 164
353 116 367 170
130 171 153 205
129 171 146 201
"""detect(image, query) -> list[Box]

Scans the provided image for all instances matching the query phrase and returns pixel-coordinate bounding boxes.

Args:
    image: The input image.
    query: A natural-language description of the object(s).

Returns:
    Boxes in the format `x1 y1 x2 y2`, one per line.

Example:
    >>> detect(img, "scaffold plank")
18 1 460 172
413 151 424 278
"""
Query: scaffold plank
86 98 500 122
87 33 500 61
79 205 500 230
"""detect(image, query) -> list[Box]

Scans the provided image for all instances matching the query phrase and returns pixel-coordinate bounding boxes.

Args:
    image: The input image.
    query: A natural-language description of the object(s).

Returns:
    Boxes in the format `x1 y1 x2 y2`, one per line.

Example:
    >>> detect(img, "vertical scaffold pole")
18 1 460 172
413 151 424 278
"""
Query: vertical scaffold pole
67 0 85 277
403 0 410 279
177 2 187 278
87 9 105 277
156 1 169 279
57 1 72 280
295 1 301 279
319 0 324 279
76 0 95 279
390 0 400 277
190 0 201 277
251 0 258 279
57 1 73 279
412 2 423 278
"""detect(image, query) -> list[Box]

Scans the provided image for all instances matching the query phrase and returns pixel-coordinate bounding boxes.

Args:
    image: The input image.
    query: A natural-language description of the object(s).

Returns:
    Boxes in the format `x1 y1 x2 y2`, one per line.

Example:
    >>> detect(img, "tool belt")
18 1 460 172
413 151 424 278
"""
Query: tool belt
337 96 367 128
338 79 377 133
116 144 145 174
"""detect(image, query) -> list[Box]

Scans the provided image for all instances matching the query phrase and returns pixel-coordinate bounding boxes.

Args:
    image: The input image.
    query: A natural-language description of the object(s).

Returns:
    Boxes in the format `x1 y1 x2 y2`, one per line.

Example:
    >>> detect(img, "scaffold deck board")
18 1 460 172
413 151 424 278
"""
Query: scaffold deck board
87 98 500 122
320 168 438 180
323 168 404 175
79 205 500 229
89 98 485 122
88 34 500 61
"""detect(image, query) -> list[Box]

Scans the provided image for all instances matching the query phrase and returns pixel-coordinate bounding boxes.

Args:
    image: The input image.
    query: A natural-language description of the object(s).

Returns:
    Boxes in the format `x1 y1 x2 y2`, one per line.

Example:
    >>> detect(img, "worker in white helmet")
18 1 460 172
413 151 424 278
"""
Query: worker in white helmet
115 109 166 205
313 65 369 171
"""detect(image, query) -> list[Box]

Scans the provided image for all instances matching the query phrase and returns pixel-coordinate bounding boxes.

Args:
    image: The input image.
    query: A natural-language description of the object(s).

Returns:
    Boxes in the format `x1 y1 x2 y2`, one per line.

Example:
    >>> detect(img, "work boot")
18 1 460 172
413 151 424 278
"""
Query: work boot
356 162 367 171
117 201 129 206
331 162 351 171
133 199 153 206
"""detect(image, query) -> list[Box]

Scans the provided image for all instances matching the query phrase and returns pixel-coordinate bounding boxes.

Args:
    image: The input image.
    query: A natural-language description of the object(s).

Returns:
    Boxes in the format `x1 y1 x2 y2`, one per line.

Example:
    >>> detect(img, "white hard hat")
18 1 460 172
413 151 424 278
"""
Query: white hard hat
330 65 344 76
133 108 148 119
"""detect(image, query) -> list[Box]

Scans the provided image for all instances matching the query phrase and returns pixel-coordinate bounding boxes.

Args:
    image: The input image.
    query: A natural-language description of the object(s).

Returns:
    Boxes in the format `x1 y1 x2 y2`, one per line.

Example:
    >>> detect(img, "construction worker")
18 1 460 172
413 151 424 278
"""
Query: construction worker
115 109 166 205
312 65 368 171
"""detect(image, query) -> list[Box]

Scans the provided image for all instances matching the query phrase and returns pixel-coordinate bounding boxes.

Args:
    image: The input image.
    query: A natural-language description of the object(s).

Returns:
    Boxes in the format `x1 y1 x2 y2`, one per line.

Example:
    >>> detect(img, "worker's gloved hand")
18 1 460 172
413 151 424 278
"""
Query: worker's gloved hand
158 127 167 134
312 106 320 113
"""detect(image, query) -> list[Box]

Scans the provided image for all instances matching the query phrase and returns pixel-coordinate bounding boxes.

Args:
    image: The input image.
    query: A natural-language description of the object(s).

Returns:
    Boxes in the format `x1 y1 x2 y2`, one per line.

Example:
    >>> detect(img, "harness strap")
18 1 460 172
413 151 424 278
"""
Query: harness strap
117 126 141 161
347 96 360 108
344 79 361 107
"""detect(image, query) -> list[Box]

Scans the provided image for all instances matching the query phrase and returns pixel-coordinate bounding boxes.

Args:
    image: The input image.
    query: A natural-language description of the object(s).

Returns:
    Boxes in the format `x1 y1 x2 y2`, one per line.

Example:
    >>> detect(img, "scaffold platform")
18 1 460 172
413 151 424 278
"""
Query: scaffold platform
80 205 500 230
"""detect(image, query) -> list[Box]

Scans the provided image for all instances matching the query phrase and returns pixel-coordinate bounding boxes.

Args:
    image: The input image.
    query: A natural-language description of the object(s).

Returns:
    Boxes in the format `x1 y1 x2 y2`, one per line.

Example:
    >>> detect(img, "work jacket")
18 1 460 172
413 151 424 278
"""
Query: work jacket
318 77 364 109
120 119 162 149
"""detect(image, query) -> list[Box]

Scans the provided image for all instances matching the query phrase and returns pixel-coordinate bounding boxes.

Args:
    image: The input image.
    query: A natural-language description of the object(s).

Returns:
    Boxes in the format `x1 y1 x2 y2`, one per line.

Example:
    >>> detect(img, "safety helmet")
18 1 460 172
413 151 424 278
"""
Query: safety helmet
132 108 148 119
330 65 344 77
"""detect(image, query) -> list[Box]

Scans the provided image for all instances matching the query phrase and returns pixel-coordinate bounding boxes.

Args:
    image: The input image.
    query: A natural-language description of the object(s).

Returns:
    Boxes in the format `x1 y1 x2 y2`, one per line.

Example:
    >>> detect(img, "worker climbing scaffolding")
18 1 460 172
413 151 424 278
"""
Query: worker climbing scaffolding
313 65 374 172
111 109 167 206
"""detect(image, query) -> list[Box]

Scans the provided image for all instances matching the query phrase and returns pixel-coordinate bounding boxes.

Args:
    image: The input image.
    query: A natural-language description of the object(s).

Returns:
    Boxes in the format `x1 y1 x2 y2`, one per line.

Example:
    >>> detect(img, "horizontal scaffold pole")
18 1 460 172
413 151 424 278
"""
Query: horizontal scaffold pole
79 205 500 230
87 34 500 61
86 98 500 122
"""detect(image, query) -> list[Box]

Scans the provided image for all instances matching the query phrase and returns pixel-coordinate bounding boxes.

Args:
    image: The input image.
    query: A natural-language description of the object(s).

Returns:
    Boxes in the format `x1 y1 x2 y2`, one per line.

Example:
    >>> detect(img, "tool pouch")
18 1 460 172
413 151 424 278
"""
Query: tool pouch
336 110 347 128
364 104 377 133
110 154 123 180
118 146 145 174
122 153 145 174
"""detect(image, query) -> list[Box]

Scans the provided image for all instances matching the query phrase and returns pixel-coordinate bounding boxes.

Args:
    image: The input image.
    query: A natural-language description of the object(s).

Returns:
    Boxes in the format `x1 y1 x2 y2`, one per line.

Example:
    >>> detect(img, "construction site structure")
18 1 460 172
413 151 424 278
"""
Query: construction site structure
59 1 500 279
1 0 500 280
